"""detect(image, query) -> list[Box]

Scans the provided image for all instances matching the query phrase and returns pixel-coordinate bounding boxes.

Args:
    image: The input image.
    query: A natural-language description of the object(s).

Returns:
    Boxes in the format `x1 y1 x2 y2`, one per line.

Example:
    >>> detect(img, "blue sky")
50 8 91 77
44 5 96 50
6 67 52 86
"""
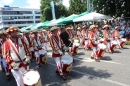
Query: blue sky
0 0 70 9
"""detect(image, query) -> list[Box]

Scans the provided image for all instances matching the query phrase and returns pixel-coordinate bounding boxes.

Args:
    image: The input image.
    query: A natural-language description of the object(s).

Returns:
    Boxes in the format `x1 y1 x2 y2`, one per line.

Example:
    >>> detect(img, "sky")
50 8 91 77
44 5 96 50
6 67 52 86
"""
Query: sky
0 0 70 9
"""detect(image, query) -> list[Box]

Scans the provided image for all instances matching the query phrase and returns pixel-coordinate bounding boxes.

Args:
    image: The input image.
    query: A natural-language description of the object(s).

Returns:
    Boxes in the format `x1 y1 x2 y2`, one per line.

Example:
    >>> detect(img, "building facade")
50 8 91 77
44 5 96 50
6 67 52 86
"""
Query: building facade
0 7 41 30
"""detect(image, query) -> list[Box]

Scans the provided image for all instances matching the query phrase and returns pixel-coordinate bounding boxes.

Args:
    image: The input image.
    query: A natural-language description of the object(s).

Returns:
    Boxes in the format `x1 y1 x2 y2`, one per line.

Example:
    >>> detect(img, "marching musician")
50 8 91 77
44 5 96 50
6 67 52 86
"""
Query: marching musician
42 30 49 51
2 26 31 86
81 24 88 46
88 25 100 62
103 25 113 53
0 30 11 80
49 27 68 80
77 27 82 39
113 26 125 49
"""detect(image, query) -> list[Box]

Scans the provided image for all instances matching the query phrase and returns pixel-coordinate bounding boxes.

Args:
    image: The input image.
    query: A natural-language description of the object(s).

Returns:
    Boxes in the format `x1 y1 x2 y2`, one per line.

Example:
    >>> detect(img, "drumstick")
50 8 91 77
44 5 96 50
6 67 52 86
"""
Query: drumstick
19 70 30 80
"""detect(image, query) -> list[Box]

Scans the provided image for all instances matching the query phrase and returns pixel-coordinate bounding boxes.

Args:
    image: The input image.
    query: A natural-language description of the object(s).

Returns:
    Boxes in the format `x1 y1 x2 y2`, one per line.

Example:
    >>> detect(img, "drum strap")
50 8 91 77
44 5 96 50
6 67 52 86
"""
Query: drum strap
51 36 62 51
8 39 25 66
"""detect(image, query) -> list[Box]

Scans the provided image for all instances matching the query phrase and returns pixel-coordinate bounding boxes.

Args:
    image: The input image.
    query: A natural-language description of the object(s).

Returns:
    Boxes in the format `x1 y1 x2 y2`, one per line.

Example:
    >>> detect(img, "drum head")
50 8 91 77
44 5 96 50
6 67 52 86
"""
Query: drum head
61 55 73 64
23 70 40 85
74 40 79 43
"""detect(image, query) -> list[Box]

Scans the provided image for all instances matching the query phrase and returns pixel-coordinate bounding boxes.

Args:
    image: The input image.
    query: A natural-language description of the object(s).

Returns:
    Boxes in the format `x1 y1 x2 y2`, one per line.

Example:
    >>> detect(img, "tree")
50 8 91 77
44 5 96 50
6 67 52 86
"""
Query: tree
68 0 87 15
40 0 68 22
93 0 130 17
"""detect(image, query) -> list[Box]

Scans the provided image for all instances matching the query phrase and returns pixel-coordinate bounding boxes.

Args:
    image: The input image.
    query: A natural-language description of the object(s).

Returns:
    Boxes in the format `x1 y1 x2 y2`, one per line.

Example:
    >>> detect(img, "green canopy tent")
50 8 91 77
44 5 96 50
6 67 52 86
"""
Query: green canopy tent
25 24 36 30
46 17 66 26
78 11 90 17
58 14 79 25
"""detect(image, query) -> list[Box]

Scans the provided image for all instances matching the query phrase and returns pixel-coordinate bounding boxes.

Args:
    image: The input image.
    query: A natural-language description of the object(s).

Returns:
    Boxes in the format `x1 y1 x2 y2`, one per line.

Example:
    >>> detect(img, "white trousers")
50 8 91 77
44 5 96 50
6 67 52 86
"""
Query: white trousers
43 43 47 49
91 47 98 57
11 67 27 86
54 57 63 73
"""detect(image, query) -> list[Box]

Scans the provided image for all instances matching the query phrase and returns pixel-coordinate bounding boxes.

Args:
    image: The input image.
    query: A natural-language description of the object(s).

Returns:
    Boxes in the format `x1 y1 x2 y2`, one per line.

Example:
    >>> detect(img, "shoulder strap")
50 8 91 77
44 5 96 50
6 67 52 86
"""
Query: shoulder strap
51 36 62 51
8 39 25 66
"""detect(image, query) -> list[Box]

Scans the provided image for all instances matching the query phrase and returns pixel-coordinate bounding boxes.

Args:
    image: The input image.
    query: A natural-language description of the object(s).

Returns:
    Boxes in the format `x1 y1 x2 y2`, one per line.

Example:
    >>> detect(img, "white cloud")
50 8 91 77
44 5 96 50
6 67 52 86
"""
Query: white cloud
0 0 14 7
23 0 41 9
62 0 70 8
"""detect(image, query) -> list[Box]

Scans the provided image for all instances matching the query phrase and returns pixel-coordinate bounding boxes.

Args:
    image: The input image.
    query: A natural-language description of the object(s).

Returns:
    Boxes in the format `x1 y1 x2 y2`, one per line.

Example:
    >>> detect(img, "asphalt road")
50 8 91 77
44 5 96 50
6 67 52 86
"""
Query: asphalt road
0 45 130 86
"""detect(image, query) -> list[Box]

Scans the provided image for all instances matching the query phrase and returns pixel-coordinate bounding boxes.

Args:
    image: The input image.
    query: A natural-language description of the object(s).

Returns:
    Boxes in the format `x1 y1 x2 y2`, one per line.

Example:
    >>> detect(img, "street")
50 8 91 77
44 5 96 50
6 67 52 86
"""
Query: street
0 45 130 86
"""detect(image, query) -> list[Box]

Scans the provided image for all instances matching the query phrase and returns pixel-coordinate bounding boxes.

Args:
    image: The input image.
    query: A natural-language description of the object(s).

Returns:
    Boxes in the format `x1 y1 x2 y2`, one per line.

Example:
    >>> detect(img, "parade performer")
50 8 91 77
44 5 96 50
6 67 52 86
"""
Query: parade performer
24 32 35 59
30 31 42 67
2 26 31 86
37 31 47 65
42 30 49 51
0 30 11 80
103 25 113 53
114 26 125 49
50 27 68 80
81 24 90 50
88 25 100 62
77 27 82 40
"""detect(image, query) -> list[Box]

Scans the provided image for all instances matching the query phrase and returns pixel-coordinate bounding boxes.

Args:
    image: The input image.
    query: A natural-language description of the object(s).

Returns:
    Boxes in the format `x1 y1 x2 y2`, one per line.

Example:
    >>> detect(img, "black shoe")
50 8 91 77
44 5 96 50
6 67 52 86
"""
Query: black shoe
61 75 67 80
91 56 94 59
6 75 11 81
55 70 59 74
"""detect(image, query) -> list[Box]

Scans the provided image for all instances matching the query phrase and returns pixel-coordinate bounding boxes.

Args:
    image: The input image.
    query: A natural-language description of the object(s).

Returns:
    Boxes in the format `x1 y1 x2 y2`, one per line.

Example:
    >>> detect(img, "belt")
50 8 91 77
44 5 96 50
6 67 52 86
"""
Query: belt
15 58 26 63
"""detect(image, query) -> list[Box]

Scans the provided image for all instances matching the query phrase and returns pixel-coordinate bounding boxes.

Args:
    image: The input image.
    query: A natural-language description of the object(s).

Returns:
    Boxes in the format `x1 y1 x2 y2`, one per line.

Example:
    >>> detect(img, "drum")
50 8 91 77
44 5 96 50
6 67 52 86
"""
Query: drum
23 70 42 86
74 39 79 43
120 42 125 48
39 54 47 64
110 44 116 52
61 55 73 73
98 49 105 59
73 43 80 54
121 38 127 42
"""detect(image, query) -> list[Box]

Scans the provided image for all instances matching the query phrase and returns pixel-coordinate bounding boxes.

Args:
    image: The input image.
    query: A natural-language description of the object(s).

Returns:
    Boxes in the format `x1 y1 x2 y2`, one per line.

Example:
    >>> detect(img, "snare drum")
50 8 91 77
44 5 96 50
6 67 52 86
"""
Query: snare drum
73 43 80 54
98 49 105 59
23 69 42 86
61 55 73 73
74 39 79 43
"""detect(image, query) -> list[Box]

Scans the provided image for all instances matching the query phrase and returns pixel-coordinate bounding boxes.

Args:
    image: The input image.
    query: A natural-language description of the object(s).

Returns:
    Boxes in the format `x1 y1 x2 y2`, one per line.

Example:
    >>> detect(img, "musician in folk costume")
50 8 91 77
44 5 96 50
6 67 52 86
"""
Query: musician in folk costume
42 30 49 51
2 26 31 86
66 27 74 41
77 27 82 39
37 31 47 65
30 31 42 67
88 25 100 62
0 30 11 80
103 25 113 53
49 27 68 80
113 26 125 49
81 24 90 50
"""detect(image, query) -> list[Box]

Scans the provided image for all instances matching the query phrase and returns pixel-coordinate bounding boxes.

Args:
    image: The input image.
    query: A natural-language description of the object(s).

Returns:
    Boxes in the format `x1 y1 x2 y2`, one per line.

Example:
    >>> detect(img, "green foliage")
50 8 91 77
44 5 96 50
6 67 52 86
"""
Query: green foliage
40 0 68 22
68 0 87 15
93 0 130 17
125 41 130 45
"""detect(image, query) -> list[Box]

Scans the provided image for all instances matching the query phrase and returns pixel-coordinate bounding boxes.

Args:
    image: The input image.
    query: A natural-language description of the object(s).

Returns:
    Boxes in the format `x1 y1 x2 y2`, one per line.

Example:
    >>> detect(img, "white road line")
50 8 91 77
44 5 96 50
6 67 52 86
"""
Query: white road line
74 58 124 65
47 62 130 86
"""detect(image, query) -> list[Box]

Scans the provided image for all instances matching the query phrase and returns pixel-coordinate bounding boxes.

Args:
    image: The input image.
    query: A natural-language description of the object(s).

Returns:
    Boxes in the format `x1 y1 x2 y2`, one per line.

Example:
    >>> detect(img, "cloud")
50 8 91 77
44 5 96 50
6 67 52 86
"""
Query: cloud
0 0 14 7
23 0 41 9
62 0 70 8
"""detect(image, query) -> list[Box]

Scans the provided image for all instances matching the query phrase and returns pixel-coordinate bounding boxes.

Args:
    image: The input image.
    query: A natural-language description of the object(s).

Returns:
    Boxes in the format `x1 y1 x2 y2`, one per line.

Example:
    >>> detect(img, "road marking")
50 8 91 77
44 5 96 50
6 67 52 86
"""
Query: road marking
74 58 124 65
47 62 130 86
